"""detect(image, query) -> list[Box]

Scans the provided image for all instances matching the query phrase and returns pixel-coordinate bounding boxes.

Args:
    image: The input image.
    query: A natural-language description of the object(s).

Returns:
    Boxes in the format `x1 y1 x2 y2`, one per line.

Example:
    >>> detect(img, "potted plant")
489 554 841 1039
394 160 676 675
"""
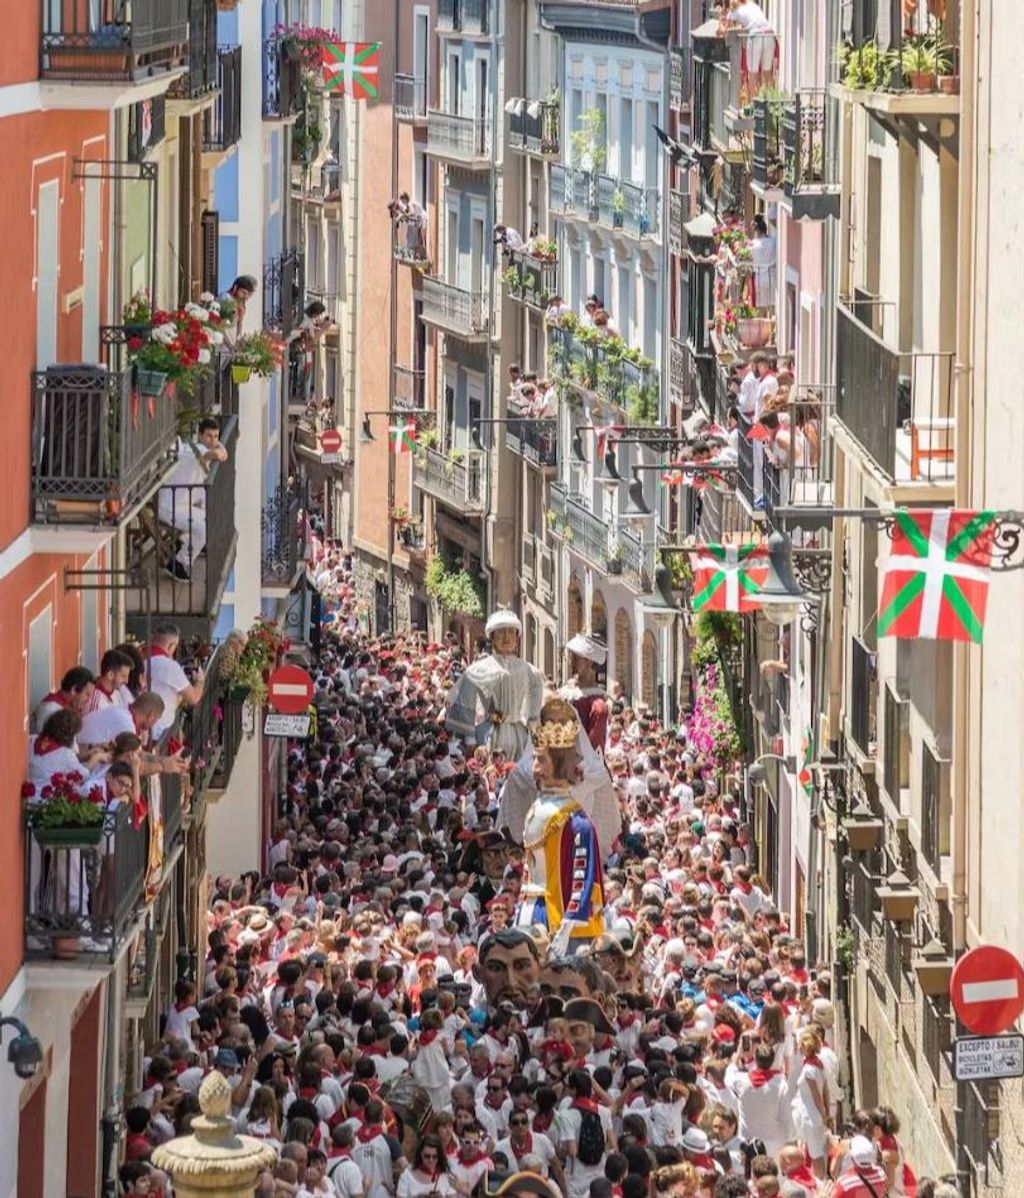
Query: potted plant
735 304 773 349
223 617 289 706
901 34 938 92
24 773 105 847
390 506 411 528
502 266 523 298
611 188 626 228
48 914 86 961
123 291 225 396
606 545 624 575
232 330 286 381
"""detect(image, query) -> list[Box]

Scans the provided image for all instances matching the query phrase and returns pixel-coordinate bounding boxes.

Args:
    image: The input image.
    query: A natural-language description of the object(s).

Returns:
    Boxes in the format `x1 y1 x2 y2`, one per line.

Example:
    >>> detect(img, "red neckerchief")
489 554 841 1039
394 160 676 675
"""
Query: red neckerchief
148 645 172 659
131 792 147 829
419 1029 440 1046
34 737 63 755
457 1149 487 1167
41 690 72 709
748 1069 778 1088
357 1123 385 1144
532 1111 554 1133
573 1098 601 1115
618 1013 637 1028
788 967 810 985
445 1142 459 1157
689 1152 714 1170
272 882 291 899
310 1125 322 1150
786 1164 817 1188
802 1054 823 1070
376 982 395 1000
704 996 722 1010
510 1132 533 1157
540 1038 574 1061
95 679 116 698
299 1085 320 1100
366 1044 388 1057
328 1147 352 1159
878 1132 898 1151
733 881 752 895
174 1001 193 1013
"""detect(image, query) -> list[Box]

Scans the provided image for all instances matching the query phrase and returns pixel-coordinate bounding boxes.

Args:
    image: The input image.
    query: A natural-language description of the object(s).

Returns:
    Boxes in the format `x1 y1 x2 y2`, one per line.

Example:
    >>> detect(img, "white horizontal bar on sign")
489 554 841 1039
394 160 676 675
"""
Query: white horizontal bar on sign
962 980 1020 1003
270 684 311 696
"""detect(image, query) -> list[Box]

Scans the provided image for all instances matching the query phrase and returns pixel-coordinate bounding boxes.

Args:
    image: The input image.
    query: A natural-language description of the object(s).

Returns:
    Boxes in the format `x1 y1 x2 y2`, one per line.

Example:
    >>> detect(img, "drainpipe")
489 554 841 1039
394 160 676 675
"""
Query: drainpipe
386 0 401 632
950 0 976 959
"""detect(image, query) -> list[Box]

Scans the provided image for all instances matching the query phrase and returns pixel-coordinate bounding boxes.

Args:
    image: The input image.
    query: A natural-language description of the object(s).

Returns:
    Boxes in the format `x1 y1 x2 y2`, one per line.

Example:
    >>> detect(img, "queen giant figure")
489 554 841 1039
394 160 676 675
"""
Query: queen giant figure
516 697 605 943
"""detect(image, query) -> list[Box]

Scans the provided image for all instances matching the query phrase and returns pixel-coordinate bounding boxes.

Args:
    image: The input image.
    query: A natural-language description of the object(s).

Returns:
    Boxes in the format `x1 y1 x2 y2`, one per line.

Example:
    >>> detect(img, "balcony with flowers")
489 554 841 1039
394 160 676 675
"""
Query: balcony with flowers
708 222 776 364
547 314 659 426
501 240 558 311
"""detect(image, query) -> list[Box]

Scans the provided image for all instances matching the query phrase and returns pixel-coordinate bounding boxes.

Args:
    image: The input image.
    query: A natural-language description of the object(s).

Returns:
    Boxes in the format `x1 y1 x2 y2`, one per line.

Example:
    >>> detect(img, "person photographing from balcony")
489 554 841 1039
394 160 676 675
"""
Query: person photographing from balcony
160 417 228 582
145 621 207 739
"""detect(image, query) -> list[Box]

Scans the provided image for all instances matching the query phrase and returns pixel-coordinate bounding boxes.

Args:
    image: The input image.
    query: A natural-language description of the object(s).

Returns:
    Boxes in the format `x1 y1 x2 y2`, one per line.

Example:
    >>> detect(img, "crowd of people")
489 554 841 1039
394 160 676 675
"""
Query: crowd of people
105 546 962 1198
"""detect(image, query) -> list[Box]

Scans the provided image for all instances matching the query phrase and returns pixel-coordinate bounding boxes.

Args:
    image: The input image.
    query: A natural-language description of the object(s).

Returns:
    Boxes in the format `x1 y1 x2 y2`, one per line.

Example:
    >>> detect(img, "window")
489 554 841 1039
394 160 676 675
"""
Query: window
443 382 455 451
618 97 633 178
594 93 608 165
414 8 429 95
36 180 59 369
28 608 53 716
81 562 99 672
82 166 101 362
617 265 632 338
643 275 657 360
645 101 659 187
592 257 606 307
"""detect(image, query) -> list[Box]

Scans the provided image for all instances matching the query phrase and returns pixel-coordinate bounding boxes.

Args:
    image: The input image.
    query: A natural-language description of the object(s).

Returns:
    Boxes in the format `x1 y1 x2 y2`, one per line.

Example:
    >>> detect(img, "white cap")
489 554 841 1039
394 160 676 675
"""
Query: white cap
485 609 522 637
566 632 608 666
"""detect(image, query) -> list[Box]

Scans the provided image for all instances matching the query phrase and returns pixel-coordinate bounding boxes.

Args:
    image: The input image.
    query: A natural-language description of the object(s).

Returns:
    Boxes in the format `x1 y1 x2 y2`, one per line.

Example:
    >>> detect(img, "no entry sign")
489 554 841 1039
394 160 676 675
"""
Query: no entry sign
267 664 314 715
950 945 1024 1035
320 428 342 454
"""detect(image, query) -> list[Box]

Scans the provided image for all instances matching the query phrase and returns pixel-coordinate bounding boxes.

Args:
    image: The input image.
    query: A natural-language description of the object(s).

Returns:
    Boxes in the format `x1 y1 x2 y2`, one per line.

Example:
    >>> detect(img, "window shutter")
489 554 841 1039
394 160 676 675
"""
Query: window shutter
201 210 220 294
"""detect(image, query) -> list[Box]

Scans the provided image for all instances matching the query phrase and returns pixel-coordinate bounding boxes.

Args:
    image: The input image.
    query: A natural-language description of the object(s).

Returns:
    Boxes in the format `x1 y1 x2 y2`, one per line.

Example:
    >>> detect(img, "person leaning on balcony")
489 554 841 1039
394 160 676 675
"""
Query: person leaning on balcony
753 352 779 417
31 665 95 732
85 648 135 713
160 416 229 582
147 621 206 739
544 295 572 326
494 223 524 253
79 691 169 754
27 709 107 793
727 0 777 98
220 274 258 342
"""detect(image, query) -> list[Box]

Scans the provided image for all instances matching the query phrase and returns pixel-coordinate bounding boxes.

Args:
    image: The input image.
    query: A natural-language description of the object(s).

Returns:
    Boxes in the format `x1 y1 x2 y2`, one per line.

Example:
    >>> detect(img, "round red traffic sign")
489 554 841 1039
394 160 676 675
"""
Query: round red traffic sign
267 664 314 715
950 945 1024 1035
320 428 342 454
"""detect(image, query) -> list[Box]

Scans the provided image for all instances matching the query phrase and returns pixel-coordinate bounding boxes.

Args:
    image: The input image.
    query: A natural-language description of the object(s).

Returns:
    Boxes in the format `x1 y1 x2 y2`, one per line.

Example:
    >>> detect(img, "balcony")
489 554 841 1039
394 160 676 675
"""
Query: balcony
41 0 189 82
502 247 558 310
262 484 305 590
835 303 955 484
420 276 489 341
752 95 790 195
426 110 491 165
127 92 166 160
670 46 688 112
506 417 557 469
203 45 242 157
123 417 238 639
782 90 840 220
167 0 218 103
849 635 877 759
392 214 431 268
507 98 559 156
263 37 304 120
668 188 685 256
263 248 305 336
549 165 595 220
394 72 427 121
669 337 687 408
548 325 659 420
413 445 485 513
595 175 660 240
30 362 179 526
25 802 151 960
762 387 836 520
550 485 611 572
298 162 342 208
394 364 426 409
834 0 961 116
437 0 490 35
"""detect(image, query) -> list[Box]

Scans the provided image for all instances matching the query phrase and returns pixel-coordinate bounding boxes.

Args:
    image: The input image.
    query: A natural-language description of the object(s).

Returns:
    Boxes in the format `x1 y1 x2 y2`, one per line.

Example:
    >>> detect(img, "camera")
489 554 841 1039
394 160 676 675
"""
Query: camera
6 1023 43 1080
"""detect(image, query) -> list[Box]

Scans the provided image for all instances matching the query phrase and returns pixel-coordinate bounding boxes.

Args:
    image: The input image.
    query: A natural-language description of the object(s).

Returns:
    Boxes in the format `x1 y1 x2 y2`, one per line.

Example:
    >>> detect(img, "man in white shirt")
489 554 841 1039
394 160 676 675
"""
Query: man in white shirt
85 648 133 713
78 691 165 748
147 621 207 739
159 417 229 581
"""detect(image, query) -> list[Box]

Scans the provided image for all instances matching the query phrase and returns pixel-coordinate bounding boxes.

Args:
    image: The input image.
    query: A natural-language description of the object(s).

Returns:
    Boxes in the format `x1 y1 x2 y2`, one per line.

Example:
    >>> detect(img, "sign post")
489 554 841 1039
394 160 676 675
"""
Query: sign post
320 428 343 464
953 1033 1024 1082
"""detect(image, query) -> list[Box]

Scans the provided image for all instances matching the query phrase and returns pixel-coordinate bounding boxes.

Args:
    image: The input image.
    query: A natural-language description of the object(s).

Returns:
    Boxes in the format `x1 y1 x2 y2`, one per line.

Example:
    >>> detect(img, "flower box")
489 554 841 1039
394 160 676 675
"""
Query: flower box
34 825 104 848
136 368 168 397
231 363 254 384
736 317 773 349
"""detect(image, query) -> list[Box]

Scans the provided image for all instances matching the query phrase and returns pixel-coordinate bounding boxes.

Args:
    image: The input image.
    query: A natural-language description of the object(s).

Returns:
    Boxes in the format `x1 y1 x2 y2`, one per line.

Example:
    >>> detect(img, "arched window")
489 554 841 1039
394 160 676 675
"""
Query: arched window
543 629 555 678
591 590 608 640
567 576 584 641
641 630 658 710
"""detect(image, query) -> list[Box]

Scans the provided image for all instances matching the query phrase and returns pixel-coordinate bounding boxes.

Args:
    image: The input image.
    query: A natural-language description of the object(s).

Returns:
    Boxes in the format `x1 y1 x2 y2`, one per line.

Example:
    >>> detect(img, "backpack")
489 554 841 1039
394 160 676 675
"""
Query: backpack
576 1107 606 1167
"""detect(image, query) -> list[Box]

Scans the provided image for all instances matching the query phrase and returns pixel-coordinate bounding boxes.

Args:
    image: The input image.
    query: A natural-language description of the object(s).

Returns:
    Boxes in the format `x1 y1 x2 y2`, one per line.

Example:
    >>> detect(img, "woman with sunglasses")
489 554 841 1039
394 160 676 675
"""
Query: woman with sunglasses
397 1135 457 1198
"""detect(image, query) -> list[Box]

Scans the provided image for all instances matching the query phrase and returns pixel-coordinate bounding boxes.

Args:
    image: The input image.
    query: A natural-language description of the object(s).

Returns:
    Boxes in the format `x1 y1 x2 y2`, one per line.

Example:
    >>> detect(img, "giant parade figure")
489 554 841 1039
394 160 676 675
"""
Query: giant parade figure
444 610 544 757
516 696 605 945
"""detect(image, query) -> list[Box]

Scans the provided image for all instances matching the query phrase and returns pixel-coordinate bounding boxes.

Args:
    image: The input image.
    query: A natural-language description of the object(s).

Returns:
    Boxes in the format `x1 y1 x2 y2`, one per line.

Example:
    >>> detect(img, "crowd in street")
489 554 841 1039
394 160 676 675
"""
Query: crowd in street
106 543 964 1198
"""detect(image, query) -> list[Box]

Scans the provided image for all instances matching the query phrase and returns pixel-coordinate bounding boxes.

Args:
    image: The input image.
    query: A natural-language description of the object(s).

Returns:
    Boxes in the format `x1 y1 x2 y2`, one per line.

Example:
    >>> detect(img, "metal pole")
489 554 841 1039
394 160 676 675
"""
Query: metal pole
385 0 401 635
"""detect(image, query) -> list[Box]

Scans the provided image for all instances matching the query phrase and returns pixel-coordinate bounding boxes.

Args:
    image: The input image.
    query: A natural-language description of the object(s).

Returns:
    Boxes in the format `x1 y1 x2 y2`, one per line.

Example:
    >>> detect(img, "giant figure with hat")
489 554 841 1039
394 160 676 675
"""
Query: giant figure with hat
516 697 605 944
561 632 610 753
445 609 544 757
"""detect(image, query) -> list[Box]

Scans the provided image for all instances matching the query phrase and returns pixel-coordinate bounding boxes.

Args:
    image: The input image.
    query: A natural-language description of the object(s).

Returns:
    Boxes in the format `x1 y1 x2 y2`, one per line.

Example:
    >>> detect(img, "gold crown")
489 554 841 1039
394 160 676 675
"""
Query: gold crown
531 720 578 749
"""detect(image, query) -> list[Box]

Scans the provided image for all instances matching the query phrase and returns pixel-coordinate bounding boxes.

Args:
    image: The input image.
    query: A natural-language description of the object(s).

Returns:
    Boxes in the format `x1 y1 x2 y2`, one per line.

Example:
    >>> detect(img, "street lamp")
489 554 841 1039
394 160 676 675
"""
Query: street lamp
757 530 817 627
747 753 796 785
642 562 678 631
0 1016 43 1080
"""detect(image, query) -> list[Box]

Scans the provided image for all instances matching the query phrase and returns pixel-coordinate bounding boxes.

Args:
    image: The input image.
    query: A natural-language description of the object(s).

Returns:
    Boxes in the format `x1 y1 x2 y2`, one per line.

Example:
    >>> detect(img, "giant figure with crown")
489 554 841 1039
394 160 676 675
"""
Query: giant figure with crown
516 696 605 942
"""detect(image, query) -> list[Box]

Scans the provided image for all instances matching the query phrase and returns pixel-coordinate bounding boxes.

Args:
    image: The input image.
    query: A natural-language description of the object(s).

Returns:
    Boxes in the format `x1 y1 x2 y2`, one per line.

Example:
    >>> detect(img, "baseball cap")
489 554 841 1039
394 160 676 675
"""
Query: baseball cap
849 1136 877 1166
214 1049 240 1070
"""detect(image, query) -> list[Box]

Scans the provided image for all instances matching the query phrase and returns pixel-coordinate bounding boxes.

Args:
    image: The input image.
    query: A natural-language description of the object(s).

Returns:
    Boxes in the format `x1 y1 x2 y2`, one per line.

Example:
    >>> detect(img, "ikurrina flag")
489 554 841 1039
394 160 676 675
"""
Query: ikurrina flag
322 41 382 99
389 421 417 454
878 509 997 643
691 543 769 613
799 728 814 799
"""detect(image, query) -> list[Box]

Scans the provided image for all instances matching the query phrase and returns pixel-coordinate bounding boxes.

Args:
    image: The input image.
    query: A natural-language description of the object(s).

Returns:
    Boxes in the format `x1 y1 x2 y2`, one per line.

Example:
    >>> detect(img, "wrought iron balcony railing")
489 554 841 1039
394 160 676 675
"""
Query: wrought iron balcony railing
262 484 304 588
41 0 190 82
670 46 688 111
752 95 791 191
263 37 304 120
167 0 217 100
502 248 558 310
203 45 242 153
394 365 426 409
548 325 659 418
507 98 559 155
30 362 179 525
413 445 485 513
595 174 660 239
437 0 490 35
394 73 427 121
782 90 840 220
669 337 687 408
124 416 238 633
506 417 557 468
263 247 305 336
421 276 489 340
549 165 594 219
426 110 491 163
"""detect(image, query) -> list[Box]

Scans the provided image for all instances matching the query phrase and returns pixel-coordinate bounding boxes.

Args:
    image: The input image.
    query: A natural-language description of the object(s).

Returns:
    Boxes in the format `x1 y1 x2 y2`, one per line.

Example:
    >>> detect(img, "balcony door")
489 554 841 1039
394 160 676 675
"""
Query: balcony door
446 205 459 283
447 49 462 114
475 56 489 152
414 7 430 102
470 214 485 298
618 98 633 180
82 165 101 362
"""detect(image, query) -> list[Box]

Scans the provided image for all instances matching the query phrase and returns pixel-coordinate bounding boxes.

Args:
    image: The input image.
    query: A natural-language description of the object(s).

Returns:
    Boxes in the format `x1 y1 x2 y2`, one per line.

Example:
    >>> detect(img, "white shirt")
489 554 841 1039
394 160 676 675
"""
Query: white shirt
78 706 135 747
163 437 209 490
328 1155 365 1198
730 1 772 33
396 1172 455 1198
727 1065 792 1155
149 653 193 738
164 1003 200 1048
494 1132 558 1176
